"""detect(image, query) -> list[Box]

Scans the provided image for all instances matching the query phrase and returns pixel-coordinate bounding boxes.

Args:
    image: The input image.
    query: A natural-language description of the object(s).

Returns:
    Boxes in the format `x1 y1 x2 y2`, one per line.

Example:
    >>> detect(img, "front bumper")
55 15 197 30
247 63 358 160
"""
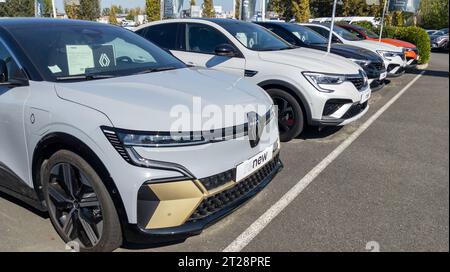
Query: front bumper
312 101 369 126
124 155 283 244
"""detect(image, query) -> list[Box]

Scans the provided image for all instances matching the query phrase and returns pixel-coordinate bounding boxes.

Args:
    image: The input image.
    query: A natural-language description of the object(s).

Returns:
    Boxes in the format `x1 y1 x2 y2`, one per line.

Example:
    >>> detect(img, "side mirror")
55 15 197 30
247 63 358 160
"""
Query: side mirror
0 59 29 87
215 44 237 57
0 59 7 83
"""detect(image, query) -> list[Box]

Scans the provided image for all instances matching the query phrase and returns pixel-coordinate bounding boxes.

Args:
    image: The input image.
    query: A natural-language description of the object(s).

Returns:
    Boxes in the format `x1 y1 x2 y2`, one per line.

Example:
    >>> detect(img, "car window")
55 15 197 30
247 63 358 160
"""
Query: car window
142 23 179 50
8 24 186 82
333 26 362 41
344 27 365 39
283 24 328 45
0 42 20 83
185 23 232 54
307 26 329 38
218 21 292 51
265 25 300 46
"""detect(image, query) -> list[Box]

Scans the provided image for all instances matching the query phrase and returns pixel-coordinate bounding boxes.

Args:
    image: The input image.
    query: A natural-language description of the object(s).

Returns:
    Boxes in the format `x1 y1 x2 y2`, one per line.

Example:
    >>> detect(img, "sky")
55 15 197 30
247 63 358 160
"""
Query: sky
54 0 239 12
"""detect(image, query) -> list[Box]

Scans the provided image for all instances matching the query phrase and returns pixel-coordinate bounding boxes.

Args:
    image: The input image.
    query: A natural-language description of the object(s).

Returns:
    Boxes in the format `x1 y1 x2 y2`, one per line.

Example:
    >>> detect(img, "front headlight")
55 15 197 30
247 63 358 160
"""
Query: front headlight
350 59 372 68
303 72 346 93
377 50 403 60
118 132 207 147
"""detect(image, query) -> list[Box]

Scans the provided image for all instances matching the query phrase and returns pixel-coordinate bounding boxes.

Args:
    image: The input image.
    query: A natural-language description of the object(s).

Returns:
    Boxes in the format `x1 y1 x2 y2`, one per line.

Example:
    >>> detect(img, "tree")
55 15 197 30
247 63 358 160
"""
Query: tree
291 0 310 23
202 0 215 18
102 8 111 17
64 0 80 19
341 0 351 17
146 0 160 21
79 0 100 21
190 0 196 6
235 0 240 19
419 0 449 29
42 0 54 17
126 9 136 20
392 11 404 27
268 0 293 20
109 7 118 25
0 0 35 17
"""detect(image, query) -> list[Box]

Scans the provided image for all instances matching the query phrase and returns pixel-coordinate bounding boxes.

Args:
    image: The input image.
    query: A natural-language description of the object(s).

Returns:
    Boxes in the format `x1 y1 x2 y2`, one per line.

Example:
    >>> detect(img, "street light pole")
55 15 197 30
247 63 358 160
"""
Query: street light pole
52 0 57 18
379 0 390 42
261 0 266 22
327 0 338 54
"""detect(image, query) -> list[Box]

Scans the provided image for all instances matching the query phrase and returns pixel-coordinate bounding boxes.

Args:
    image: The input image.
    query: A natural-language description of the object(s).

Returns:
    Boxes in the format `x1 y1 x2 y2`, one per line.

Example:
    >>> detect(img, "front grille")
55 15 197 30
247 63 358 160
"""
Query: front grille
199 169 236 191
372 62 384 70
189 155 280 221
347 77 366 91
342 102 368 119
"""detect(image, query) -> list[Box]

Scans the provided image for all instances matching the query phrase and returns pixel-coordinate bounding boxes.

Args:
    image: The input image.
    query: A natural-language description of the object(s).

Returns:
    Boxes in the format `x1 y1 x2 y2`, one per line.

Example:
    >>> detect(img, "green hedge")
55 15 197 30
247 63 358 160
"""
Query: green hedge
353 22 431 65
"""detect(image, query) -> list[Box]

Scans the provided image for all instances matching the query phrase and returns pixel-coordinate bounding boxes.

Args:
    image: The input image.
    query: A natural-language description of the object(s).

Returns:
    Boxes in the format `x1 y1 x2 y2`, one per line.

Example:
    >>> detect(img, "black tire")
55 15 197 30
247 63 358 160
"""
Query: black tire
266 88 304 142
42 150 122 252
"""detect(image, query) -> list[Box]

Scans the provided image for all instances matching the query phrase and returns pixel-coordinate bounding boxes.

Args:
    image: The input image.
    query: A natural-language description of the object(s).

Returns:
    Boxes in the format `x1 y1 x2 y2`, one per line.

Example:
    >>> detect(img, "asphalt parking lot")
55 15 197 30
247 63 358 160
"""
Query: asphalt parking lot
0 52 448 252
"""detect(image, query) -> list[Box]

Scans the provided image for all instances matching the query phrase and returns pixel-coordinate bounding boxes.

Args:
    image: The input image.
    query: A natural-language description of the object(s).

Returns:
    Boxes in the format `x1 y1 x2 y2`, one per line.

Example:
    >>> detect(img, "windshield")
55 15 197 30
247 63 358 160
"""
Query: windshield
283 24 328 45
333 25 363 41
358 26 379 39
9 24 186 82
218 21 293 51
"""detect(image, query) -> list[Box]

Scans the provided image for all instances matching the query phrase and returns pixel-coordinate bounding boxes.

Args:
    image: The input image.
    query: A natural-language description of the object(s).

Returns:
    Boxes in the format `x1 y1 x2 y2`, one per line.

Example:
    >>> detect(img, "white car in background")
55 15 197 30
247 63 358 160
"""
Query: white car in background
302 23 407 77
136 19 372 142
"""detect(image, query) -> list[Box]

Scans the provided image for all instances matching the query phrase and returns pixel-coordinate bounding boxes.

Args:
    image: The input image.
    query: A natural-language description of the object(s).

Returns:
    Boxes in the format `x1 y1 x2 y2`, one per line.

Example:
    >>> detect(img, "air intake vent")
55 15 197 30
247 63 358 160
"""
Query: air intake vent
103 130 131 162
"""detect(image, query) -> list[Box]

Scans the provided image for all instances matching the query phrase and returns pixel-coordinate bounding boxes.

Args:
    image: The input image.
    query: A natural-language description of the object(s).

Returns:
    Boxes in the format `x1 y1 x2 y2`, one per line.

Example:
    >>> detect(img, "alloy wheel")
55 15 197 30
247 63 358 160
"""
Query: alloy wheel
46 163 103 248
273 96 297 134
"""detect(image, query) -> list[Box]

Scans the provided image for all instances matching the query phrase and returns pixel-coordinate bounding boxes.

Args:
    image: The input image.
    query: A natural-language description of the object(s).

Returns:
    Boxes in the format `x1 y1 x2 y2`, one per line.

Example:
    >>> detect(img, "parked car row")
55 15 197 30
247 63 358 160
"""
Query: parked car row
0 18 416 252
428 28 449 51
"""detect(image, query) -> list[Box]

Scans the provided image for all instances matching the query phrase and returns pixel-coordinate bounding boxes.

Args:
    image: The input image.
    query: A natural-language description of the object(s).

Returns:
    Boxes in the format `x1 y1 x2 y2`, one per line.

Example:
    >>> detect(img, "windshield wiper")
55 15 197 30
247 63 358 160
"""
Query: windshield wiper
56 74 115 81
133 66 179 75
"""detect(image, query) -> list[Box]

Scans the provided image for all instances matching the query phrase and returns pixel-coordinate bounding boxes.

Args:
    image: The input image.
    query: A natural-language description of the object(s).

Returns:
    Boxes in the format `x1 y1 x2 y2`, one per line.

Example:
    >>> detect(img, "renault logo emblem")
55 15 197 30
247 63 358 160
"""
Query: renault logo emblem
99 53 111 67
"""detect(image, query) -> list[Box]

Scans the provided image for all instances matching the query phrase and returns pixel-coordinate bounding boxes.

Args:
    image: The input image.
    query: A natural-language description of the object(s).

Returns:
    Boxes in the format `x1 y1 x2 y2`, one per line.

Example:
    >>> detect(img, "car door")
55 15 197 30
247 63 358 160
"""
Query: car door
173 23 246 76
0 40 31 187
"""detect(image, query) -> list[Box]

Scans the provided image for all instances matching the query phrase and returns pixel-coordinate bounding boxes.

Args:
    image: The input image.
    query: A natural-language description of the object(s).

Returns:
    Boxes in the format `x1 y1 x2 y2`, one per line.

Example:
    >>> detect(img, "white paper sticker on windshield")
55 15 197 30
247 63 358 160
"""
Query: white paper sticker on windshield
66 45 94 76
235 33 248 47
48 65 62 74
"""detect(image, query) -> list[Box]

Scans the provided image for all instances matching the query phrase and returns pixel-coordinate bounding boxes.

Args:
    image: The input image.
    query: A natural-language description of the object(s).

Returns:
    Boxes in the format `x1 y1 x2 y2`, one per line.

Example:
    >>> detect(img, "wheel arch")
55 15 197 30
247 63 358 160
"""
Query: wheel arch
32 132 129 228
258 80 312 124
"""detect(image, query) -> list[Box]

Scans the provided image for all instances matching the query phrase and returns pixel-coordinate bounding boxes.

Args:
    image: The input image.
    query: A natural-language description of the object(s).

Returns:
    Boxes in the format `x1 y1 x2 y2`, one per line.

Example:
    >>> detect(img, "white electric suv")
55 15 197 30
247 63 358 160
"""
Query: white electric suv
136 19 372 142
0 19 282 251
302 23 407 77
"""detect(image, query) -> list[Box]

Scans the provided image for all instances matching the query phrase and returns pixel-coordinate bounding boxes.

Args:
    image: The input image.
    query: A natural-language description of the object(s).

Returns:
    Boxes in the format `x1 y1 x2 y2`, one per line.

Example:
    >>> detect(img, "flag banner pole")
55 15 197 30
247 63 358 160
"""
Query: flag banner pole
327 0 338 54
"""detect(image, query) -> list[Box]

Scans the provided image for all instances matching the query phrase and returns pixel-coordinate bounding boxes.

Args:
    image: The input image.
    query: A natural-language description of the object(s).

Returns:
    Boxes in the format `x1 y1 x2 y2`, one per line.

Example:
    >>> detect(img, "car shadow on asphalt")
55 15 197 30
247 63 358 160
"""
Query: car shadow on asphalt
297 125 343 140
0 191 49 219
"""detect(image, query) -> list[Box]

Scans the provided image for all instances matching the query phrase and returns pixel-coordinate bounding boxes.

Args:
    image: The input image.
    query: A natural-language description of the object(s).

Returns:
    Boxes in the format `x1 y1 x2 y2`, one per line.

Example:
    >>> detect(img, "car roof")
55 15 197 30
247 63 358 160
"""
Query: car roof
0 18 108 29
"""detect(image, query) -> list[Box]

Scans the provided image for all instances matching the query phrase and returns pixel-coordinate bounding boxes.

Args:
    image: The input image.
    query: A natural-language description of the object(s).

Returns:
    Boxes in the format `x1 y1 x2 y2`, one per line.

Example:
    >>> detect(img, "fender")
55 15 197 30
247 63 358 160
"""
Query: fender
258 79 313 124
32 132 129 229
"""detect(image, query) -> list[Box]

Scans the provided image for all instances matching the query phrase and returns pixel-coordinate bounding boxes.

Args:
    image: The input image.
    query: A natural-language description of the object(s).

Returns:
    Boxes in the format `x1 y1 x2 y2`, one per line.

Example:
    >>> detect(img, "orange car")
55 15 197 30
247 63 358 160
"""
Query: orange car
340 24 419 67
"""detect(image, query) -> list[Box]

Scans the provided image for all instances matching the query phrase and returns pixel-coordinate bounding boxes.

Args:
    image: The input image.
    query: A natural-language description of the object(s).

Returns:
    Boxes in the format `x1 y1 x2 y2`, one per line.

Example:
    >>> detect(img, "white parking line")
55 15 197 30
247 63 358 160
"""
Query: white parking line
223 71 426 252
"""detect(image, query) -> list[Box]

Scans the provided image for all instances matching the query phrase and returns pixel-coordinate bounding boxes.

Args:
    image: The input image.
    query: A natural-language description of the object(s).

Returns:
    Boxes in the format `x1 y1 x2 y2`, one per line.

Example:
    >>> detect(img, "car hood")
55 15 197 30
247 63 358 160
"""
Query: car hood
380 38 416 49
346 39 403 52
308 43 383 61
55 68 272 131
258 47 361 74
